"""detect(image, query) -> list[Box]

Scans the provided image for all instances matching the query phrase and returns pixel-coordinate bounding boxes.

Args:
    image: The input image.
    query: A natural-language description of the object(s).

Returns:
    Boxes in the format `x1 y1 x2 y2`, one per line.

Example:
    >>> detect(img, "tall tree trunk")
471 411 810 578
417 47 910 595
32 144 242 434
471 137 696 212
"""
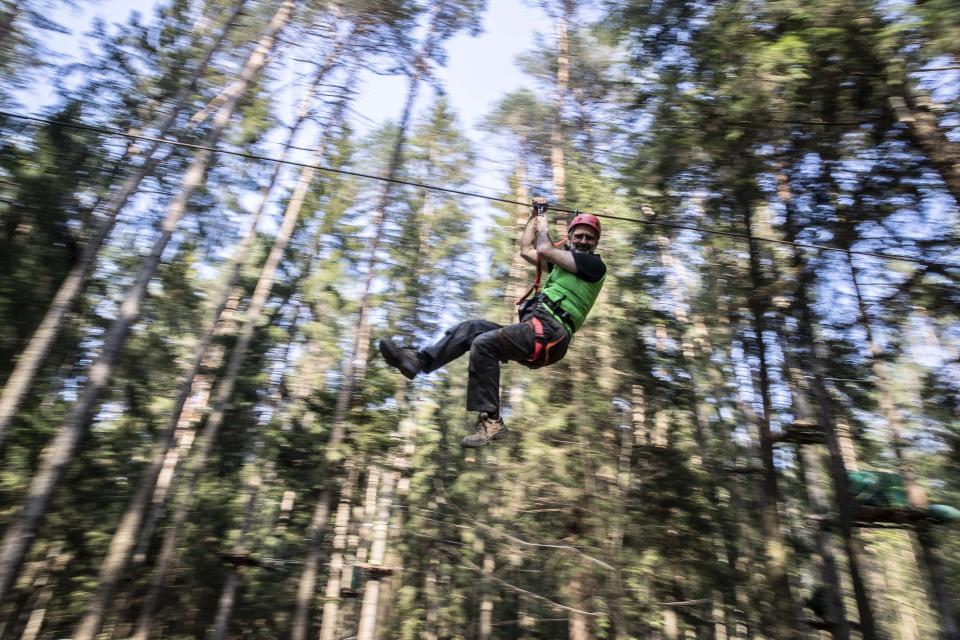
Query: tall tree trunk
287 480 334 640
208 464 262 640
698 266 753 638
741 201 802 638
318 462 361 640
207 307 304 639
550 0 571 212
0 0 248 447
355 468 398 640
327 1 444 454
847 255 927 506
790 369 852 639
0 4 20 54
4 543 69 640
313 15 443 633
915 526 959 640
656 229 742 639
340 465 382 634
354 406 419 639
776 179 882 640
871 36 960 205
846 254 959 636
606 387 637 640
0 0 293 605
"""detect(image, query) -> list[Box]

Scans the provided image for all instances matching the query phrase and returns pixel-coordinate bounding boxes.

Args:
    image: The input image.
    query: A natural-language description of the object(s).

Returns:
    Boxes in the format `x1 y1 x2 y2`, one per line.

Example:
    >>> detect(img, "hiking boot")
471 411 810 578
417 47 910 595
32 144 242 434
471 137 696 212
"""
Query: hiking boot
461 412 508 448
378 338 422 380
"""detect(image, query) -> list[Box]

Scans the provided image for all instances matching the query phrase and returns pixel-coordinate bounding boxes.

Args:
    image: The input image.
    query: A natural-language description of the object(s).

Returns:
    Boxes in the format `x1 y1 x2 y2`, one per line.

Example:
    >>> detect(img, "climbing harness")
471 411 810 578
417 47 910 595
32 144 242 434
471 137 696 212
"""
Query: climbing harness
524 315 565 367
531 292 576 335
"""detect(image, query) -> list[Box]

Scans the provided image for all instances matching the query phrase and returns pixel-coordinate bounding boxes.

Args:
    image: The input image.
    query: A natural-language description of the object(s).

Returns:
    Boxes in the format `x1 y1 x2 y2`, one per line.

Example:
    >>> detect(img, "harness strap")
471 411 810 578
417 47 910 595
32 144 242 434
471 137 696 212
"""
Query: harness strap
526 316 546 364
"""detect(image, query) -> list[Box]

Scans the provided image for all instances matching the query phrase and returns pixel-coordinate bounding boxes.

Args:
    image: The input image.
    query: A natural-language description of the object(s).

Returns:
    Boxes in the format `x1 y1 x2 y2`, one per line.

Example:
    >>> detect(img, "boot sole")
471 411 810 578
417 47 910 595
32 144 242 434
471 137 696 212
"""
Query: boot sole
378 340 418 380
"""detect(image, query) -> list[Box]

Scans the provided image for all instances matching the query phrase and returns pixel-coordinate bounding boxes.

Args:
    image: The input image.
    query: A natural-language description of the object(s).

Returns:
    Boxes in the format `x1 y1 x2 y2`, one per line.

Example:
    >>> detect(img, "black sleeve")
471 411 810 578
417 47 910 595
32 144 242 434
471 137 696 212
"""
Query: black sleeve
572 252 606 283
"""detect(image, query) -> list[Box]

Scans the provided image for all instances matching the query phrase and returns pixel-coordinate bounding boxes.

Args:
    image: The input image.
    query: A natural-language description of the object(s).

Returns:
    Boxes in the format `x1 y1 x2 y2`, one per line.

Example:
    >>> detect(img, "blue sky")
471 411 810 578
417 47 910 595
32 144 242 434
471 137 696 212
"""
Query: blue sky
32 0 545 145
27 0 548 230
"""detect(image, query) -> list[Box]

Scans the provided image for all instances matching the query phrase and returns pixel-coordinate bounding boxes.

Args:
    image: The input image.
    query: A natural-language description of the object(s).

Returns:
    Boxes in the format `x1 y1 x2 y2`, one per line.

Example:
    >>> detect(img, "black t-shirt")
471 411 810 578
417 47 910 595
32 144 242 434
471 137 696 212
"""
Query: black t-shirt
571 252 606 283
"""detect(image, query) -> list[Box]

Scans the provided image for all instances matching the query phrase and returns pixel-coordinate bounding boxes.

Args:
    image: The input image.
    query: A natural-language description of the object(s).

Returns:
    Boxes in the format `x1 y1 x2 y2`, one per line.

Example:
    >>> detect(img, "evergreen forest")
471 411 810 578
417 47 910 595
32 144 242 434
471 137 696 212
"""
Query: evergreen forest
1 0 959 638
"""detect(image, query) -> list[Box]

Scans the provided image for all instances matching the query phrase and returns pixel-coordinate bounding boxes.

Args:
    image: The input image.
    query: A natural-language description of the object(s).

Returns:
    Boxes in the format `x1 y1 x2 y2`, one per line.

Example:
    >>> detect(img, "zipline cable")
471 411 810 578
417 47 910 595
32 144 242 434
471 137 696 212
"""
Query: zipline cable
2 110 956 271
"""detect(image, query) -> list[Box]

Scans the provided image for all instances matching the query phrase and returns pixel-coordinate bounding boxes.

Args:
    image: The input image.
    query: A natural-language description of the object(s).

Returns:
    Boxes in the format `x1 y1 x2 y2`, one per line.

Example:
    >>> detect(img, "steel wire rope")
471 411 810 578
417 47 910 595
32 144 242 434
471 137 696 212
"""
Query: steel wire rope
3 109 957 272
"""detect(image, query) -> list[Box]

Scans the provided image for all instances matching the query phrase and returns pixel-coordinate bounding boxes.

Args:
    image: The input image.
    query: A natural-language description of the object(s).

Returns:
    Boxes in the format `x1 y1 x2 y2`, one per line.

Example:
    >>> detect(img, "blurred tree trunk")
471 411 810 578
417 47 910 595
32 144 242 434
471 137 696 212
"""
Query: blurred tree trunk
326 2 443 454
0 0 248 447
550 0 571 209
741 200 802 638
657 227 739 639
606 385 637 640
916 526 960 640
845 252 960 637
209 464 262 640
339 465 381 633
4 543 69 640
0 0 293 606
131 292 239 567
288 467 336 640
476 475 496 640
355 468 398 640
870 29 960 206
355 403 419 638
209 305 304 639
0 5 19 52
699 259 754 637
885 541 921 640
778 182 881 640
318 461 360 640
316 13 443 632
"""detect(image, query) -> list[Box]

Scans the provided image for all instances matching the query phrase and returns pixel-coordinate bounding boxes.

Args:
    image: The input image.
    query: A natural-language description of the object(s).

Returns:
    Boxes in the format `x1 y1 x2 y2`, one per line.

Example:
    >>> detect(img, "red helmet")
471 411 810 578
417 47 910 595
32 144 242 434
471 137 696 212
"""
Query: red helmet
567 213 601 238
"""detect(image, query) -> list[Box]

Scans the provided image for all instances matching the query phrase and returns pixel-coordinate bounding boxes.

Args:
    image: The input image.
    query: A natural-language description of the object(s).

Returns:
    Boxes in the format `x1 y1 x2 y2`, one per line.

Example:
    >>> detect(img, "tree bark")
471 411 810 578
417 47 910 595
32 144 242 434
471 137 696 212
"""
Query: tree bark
326 2 444 455
209 466 262 640
550 1 571 210
885 72 960 206
501 157 530 324
780 218 882 640
355 468 398 640
318 461 360 640
0 0 248 447
916 526 960 640
742 202 802 638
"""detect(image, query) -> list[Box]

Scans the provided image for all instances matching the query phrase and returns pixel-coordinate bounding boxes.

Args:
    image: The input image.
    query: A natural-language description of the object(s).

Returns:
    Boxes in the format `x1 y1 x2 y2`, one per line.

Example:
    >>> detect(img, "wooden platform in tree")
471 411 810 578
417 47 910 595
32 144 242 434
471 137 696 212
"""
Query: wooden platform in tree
219 551 262 567
803 619 862 631
355 562 395 577
772 420 826 445
852 505 935 526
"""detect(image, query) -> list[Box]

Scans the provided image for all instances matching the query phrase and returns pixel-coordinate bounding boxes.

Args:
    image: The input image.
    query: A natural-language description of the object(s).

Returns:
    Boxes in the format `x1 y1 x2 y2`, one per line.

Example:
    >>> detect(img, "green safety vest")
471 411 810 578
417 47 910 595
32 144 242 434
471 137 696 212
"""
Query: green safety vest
540 259 605 333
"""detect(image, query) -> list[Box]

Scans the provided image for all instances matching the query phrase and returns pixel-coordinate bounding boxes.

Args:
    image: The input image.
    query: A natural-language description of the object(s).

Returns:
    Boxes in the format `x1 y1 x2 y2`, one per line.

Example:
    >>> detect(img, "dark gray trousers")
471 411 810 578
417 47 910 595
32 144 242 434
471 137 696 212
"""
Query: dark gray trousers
420 308 570 414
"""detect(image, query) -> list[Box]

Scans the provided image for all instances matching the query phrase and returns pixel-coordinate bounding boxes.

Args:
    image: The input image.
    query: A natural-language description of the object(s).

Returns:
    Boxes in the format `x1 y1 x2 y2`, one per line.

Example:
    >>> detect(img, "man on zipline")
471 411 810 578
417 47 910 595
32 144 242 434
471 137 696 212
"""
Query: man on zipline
379 197 606 447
